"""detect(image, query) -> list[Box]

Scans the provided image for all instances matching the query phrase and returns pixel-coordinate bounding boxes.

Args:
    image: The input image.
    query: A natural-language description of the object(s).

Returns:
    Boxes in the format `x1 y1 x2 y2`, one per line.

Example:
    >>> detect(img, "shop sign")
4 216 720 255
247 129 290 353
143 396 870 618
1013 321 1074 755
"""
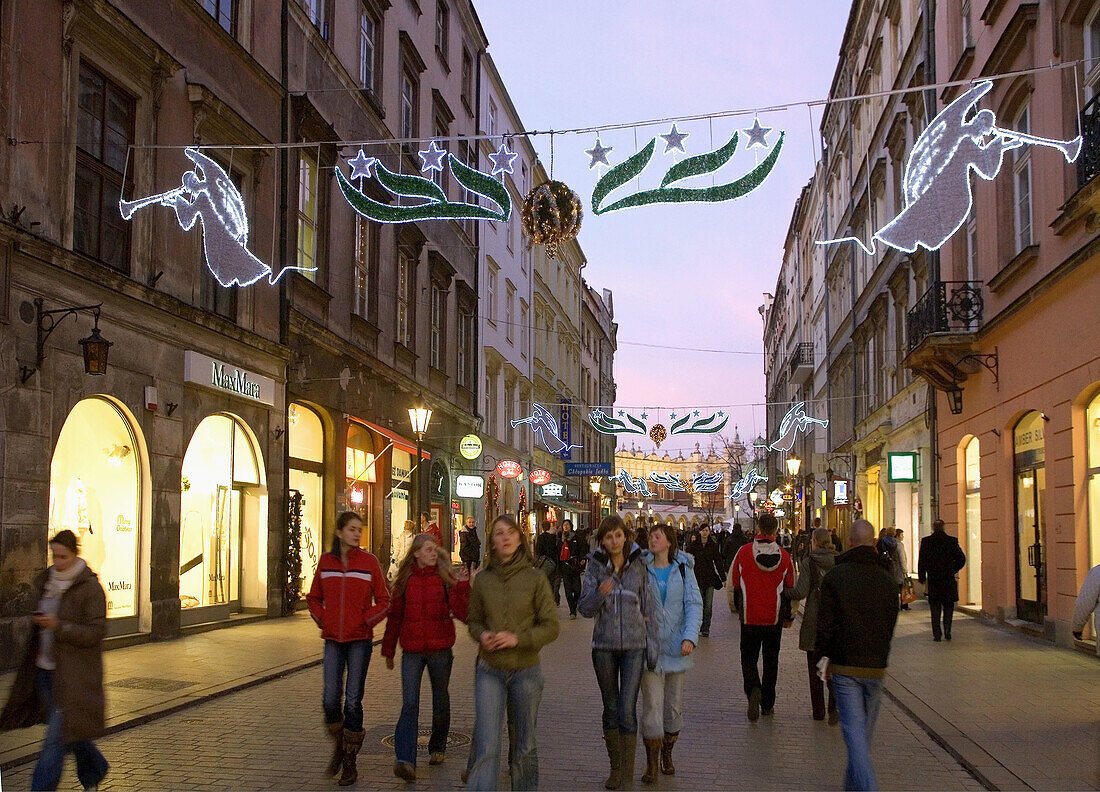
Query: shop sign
541 483 565 498
345 449 377 483
774 509 786 518
529 469 552 485
184 351 275 406
459 434 483 460
887 452 919 482
348 486 365 505
497 460 522 479
833 480 849 505
456 475 485 498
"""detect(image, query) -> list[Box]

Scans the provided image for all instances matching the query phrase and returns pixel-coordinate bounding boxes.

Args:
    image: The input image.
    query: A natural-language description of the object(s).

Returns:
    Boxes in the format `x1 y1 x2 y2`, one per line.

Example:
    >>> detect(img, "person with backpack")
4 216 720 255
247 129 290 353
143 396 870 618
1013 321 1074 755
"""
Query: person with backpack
579 515 661 790
307 511 391 786
786 527 838 722
459 515 482 573
383 532 470 782
638 523 703 783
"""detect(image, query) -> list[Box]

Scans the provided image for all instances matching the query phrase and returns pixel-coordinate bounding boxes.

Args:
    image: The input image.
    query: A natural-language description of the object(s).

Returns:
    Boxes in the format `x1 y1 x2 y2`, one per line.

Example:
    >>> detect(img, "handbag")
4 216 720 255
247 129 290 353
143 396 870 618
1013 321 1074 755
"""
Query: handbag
901 579 918 605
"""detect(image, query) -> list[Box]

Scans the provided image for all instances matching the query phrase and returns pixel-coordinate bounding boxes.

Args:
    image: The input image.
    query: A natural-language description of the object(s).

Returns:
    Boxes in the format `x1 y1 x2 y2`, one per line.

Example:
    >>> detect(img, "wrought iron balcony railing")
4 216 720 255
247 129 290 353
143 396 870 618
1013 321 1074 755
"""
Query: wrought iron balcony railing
906 281 984 353
787 342 814 379
1078 93 1100 188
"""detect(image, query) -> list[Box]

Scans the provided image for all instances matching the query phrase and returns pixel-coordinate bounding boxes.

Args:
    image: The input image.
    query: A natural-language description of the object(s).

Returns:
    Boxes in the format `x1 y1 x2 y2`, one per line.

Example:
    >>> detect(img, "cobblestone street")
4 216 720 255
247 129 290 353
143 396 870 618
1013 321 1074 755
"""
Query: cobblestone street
9 597 1092 791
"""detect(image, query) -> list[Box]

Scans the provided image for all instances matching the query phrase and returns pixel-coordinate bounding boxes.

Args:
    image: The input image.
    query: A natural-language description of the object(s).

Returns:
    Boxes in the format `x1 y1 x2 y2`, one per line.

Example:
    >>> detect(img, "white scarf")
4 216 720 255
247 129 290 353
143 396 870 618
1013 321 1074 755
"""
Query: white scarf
43 556 87 599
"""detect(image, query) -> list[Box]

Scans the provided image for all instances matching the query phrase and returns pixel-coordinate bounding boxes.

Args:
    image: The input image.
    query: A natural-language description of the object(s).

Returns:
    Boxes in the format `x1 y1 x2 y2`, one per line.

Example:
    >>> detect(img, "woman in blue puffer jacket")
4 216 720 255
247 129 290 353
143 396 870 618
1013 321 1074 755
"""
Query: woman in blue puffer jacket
638 523 703 784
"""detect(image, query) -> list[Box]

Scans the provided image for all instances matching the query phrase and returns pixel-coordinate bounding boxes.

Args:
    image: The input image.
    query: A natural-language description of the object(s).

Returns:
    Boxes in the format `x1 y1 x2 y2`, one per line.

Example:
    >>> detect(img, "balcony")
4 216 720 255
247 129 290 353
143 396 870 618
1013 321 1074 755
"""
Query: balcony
1078 94 1100 189
902 281 984 390
788 342 814 386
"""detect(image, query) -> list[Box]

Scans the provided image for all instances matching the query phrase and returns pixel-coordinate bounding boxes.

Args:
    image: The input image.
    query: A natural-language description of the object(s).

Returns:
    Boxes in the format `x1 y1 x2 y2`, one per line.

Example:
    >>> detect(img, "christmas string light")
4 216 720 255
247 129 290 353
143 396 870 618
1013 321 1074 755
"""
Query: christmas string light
691 471 723 493
510 404 582 455
765 402 828 453
650 472 687 492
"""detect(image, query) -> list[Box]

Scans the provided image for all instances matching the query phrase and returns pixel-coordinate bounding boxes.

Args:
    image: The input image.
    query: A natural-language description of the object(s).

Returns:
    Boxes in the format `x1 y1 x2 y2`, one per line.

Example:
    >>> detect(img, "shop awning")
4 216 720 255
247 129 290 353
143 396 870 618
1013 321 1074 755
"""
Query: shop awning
348 416 430 459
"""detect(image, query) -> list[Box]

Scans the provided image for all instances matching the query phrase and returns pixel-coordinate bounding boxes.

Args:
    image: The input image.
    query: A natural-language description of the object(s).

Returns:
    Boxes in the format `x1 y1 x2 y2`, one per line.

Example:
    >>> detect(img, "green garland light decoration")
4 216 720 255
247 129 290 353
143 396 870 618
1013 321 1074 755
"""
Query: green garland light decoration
588 408 728 437
591 132 784 215
669 411 729 435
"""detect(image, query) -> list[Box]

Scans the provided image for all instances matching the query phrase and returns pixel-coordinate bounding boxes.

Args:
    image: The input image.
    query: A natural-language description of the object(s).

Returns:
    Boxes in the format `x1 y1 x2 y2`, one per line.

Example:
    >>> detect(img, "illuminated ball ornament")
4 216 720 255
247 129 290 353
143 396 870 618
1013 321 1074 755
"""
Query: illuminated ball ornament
649 424 667 449
521 181 582 260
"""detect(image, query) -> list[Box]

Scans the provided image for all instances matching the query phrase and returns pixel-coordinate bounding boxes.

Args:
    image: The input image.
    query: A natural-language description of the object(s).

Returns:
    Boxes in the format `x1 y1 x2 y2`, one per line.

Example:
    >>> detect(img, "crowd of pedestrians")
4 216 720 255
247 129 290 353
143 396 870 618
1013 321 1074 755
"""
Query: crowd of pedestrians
8 507 1100 792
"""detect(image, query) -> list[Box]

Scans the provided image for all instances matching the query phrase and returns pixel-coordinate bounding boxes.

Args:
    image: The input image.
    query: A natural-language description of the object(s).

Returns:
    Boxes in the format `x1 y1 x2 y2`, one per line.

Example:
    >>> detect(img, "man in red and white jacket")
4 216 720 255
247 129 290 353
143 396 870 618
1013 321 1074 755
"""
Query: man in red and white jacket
729 513 795 722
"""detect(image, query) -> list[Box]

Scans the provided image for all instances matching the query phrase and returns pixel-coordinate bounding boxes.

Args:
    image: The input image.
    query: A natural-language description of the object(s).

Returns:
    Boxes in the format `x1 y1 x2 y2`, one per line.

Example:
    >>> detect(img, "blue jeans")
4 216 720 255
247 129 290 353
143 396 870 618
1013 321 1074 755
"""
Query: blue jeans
30 669 109 792
395 649 453 765
591 648 645 734
467 659 544 791
833 674 885 791
322 639 372 732
700 586 715 633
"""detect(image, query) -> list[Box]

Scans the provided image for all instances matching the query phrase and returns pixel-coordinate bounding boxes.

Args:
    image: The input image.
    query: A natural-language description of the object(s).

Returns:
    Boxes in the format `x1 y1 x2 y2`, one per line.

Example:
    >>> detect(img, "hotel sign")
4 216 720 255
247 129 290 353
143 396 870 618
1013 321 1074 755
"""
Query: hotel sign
184 351 275 406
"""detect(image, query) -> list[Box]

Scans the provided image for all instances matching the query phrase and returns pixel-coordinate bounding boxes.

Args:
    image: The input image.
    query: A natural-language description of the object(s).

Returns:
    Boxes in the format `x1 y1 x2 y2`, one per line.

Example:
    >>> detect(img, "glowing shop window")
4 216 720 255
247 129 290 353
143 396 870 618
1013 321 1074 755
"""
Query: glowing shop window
289 403 325 592
289 403 324 463
49 397 141 619
180 415 258 610
1088 393 1100 568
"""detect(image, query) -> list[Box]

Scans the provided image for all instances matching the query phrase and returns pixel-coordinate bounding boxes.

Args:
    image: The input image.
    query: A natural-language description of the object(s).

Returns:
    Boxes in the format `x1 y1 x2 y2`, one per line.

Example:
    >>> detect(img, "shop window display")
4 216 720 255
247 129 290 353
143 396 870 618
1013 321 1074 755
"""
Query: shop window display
180 415 260 611
49 397 141 619
345 423 377 550
289 404 325 592
963 437 982 605
1088 392 1100 569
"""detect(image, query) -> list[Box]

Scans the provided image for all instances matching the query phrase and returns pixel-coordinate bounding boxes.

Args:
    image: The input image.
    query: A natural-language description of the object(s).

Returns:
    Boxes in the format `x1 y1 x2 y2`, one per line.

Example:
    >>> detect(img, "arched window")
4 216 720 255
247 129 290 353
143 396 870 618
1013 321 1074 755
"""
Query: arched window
345 423 377 549
50 397 143 623
289 403 324 592
180 415 262 617
1087 393 1100 569
963 437 982 605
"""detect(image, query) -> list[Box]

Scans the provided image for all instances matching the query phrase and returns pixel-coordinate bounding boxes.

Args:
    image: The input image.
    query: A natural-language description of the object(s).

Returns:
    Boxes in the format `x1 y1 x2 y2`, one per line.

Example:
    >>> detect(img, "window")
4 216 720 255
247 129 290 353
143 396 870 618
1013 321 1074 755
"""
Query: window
432 117 448 192
201 263 238 321
520 301 529 358
74 62 133 272
397 253 411 346
1088 391 1100 572
435 0 448 59
354 216 370 319
963 436 982 604
296 153 319 281
359 9 376 90
461 48 473 107
486 265 497 323
457 308 473 387
487 100 496 137
400 70 418 143
1085 4 1100 99
505 282 515 343
430 283 445 369
484 375 495 436
961 1 972 49
1012 104 1032 253
303 0 328 38
965 183 978 281
202 0 235 34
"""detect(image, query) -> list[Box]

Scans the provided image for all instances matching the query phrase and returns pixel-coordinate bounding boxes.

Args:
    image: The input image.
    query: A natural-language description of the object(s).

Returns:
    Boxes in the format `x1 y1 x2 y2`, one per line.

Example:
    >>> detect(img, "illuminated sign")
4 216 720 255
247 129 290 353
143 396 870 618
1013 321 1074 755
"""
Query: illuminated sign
887 452 919 483
497 461 522 479
529 469 552 485
459 434 483 460
344 448 377 483
541 483 565 498
456 475 484 498
833 480 849 506
184 351 276 406
348 486 364 505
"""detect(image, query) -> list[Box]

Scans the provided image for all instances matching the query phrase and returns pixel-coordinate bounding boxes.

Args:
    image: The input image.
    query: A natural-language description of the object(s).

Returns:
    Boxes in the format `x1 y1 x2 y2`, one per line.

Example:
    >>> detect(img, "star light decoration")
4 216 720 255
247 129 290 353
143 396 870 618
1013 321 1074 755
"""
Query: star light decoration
418 140 447 173
487 143 518 177
743 118 771 148
660 124 689 153
585 138 614 168
347 149 377 180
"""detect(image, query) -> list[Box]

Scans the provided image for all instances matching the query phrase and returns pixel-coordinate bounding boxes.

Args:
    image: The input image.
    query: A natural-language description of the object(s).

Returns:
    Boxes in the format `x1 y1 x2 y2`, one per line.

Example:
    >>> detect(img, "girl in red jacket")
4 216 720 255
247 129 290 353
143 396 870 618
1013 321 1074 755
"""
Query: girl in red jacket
306 511 391 786
382 532 470 783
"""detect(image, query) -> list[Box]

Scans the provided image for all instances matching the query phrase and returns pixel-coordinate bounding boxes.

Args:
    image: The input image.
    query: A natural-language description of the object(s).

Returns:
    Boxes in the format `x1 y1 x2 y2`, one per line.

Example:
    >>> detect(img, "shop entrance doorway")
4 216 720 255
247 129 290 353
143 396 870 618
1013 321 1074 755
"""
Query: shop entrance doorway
1013 412 1046 624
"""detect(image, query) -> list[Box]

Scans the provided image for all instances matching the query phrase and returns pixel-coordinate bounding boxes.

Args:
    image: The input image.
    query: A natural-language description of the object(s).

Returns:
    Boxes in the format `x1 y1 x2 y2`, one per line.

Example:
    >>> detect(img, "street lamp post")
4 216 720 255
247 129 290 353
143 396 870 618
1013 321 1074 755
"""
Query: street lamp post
785 453 802 536
590 478 601 533
408 404 433 526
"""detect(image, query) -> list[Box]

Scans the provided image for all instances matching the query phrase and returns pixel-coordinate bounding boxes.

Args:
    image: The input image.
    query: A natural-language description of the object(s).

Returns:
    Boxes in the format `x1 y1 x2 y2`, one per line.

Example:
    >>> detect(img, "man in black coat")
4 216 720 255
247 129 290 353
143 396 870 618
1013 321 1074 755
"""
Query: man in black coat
558 519 584 619
815 518 899 791
534 521 563 606
917 519 967 641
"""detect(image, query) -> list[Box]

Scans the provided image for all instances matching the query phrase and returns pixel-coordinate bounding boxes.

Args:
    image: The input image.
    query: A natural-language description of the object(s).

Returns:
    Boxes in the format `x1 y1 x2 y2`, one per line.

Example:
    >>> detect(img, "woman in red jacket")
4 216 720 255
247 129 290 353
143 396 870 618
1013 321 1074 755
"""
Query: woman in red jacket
382 532 470 782
307 511 391 786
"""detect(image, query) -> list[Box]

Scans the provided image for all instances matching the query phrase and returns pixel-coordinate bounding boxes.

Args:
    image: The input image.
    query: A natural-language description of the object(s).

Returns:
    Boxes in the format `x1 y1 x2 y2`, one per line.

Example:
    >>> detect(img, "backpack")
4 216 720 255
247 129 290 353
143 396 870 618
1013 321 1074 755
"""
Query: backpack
878 538 905 584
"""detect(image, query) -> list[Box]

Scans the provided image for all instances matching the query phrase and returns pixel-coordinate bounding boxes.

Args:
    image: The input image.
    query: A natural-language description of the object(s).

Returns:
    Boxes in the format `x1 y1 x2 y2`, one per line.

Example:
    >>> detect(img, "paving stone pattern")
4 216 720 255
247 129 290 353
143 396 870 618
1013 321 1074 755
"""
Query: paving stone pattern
1 603 992 791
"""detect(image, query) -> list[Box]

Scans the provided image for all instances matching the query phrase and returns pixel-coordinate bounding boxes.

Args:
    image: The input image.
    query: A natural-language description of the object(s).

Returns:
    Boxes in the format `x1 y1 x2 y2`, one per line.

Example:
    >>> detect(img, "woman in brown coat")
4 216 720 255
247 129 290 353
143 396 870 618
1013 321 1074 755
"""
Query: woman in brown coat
0 529 109 791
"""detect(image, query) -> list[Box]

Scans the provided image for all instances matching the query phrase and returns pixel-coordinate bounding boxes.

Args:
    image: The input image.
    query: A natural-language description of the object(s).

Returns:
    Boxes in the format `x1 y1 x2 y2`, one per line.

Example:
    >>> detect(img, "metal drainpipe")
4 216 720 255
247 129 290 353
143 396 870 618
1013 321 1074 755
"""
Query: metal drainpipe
278 0 291 615
923 0 940 525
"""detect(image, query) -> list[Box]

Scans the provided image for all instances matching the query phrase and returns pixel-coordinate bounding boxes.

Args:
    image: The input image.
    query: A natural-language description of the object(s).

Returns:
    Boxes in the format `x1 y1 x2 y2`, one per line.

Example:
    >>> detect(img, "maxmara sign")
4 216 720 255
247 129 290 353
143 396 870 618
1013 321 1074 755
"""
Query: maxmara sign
184 351 276 406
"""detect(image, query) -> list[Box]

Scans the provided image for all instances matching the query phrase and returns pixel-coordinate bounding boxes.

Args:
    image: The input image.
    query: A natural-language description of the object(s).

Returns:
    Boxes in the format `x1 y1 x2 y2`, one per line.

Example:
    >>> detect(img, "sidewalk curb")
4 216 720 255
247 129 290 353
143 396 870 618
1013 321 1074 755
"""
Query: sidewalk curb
0 656 323 772
885 676 1034 792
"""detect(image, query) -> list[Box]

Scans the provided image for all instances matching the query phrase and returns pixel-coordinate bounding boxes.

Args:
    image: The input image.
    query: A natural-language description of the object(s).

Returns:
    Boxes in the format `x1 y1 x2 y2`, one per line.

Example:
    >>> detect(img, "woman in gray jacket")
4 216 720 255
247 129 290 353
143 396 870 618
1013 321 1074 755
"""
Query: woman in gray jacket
787 527 838 722
579 515 660 790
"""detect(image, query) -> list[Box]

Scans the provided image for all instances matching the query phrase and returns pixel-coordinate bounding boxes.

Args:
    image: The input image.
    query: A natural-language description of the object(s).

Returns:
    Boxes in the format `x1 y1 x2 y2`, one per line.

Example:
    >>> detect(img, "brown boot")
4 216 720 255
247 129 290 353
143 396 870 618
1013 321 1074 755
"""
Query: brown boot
619 732 637 789
339 728 365 786
640 738 662 783
324 721 344 776
660 731 678 775
603 728 622 790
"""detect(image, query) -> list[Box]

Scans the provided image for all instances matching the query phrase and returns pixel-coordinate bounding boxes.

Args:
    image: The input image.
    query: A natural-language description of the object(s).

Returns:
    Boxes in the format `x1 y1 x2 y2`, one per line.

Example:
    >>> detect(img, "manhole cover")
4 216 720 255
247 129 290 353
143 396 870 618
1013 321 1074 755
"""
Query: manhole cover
107 677 197 692
381 729 471 751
